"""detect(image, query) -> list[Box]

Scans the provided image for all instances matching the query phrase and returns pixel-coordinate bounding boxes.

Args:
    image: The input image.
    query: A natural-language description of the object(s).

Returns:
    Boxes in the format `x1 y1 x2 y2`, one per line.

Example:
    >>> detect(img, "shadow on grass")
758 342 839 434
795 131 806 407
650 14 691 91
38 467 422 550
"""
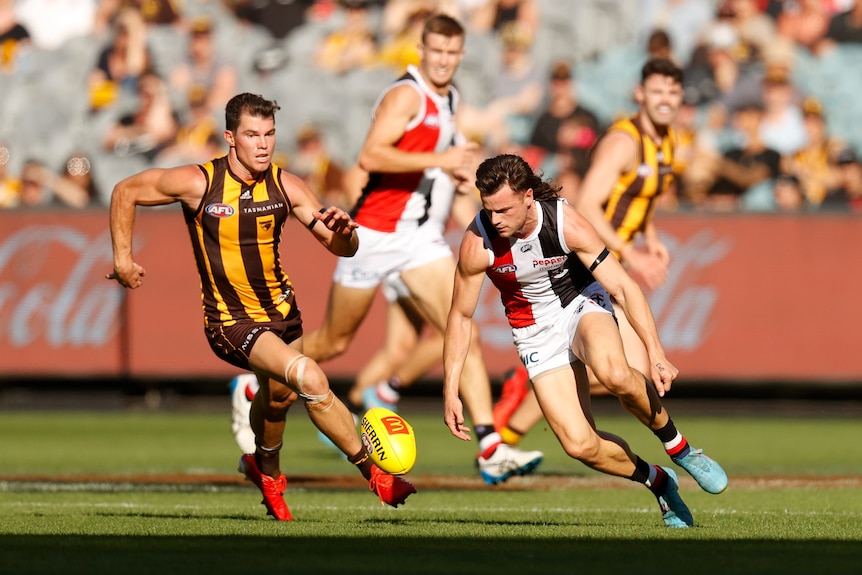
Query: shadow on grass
1 535 859 575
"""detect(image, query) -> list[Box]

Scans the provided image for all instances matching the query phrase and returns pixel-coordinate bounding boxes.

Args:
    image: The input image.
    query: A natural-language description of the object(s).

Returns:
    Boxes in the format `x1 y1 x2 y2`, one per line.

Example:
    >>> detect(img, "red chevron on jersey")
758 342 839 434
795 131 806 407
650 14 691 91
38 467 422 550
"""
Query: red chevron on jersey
486 233 535 328
477 199 596 330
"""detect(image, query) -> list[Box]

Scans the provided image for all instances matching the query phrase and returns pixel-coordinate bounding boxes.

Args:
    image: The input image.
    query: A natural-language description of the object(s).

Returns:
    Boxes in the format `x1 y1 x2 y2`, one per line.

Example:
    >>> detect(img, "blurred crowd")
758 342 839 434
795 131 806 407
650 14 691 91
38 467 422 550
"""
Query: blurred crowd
0 0 860 213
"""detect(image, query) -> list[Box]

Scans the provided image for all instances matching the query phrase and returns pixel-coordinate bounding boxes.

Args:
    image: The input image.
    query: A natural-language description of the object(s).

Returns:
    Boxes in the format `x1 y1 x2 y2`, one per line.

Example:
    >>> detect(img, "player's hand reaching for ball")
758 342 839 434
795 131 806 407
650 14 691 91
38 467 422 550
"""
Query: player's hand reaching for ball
444 393 472 441
313 206 358 236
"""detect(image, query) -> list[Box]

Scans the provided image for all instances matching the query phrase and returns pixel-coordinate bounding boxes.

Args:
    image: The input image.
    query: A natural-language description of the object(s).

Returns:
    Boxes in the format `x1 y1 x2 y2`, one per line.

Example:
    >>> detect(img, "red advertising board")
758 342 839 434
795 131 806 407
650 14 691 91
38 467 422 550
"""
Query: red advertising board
1 210 860 383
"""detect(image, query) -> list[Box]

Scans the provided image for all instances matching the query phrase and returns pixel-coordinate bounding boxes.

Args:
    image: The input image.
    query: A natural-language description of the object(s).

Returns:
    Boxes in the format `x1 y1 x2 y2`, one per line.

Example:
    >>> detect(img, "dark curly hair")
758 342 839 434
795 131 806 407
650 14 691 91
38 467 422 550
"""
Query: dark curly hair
475 154 560 201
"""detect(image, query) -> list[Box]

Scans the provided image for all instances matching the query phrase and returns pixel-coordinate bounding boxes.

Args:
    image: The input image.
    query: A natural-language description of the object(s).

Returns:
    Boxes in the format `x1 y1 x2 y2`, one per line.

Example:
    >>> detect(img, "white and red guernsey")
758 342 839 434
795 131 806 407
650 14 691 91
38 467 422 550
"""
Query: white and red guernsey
476 199 598 329
352 64 459 232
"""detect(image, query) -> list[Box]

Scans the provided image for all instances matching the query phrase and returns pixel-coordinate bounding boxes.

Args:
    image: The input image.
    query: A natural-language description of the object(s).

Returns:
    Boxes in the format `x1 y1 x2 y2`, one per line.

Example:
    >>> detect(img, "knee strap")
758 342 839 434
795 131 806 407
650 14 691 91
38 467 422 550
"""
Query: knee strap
304 390 334 412
284 354 309 393
285 353 333 410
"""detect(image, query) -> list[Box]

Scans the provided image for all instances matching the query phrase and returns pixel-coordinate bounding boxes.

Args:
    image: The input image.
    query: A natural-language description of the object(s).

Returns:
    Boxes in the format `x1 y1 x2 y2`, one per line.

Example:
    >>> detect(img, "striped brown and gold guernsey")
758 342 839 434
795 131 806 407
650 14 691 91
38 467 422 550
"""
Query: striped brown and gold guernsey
184 156 295 327
602 115 676 253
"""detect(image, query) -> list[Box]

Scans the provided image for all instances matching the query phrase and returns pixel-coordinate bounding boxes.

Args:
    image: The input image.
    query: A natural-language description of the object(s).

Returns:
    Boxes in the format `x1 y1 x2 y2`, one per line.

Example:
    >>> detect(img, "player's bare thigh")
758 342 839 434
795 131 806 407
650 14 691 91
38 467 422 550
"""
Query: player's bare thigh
382 298 424 367
304 282 379 361
571 311 629 388
398 255 455 332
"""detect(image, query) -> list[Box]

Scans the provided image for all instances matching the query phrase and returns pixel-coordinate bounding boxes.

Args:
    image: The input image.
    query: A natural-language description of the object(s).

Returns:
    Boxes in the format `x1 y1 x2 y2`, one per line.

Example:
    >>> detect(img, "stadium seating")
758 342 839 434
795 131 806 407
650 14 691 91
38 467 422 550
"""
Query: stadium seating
2 3 862 209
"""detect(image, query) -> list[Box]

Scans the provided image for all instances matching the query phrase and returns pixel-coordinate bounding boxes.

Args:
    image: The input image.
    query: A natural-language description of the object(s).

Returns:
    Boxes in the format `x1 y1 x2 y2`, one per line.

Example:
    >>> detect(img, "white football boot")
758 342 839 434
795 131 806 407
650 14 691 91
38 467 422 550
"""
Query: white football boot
229 373 258 454
478 443 543 485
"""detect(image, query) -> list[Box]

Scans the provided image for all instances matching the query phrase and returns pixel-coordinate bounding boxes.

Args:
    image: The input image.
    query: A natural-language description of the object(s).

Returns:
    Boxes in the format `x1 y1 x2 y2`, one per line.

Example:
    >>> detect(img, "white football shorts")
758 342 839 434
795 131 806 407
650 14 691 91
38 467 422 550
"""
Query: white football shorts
333 221 453 290
381 272 411 303
511 281 615 380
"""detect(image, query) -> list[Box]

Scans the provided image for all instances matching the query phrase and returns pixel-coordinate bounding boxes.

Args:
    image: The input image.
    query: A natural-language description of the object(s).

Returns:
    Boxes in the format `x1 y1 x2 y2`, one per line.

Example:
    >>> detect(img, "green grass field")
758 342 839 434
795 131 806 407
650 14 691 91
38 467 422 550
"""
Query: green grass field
1 400 861 575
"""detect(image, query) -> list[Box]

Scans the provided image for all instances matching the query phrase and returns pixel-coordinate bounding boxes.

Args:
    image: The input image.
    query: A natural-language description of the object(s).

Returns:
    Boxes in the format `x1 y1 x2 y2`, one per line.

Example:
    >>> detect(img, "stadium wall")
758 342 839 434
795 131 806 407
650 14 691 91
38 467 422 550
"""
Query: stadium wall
1 209 860 387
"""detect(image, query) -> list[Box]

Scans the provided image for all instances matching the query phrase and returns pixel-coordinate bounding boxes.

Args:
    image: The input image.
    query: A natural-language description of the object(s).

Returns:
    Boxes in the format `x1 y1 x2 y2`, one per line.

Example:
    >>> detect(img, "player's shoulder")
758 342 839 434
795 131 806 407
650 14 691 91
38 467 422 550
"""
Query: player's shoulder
593 124 638 163
462 214 487 245
142 162 209 207
603 119 638 144
377 81 423 111
161 162 209 189
275 165 316 205
549 197 579 225
553 196 574 211
459 224 490 273
191 157 221 182
465 211 483 234
274 163 300 183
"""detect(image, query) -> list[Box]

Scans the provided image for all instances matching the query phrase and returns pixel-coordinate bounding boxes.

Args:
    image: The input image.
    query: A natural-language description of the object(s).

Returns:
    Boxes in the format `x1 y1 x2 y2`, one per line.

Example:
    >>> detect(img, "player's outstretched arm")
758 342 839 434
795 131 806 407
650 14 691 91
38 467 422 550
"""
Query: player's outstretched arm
281 170 358 257
442 225 486 440
359 84 480 175
107 164 204 289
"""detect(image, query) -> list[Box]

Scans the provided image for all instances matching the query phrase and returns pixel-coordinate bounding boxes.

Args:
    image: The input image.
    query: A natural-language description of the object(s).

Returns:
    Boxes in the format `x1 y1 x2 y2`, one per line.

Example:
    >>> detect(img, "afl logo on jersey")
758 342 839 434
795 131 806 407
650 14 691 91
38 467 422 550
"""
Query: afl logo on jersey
424 114 440 127
493 264 517 274
205 203 235 218
637 164 653 177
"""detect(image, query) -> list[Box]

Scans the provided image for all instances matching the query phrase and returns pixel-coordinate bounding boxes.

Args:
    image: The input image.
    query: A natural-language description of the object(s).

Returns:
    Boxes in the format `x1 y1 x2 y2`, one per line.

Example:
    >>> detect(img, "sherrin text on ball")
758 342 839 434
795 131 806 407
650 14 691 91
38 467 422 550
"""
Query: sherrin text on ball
360 407 416 475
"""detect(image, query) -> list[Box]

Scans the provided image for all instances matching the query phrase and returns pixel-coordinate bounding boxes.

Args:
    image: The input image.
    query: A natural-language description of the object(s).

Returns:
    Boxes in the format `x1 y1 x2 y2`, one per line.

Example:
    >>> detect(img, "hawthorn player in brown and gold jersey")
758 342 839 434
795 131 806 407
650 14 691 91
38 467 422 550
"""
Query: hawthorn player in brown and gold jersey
575 57 682 291
599 115 675 252
107 93 415 521
572 58 683 383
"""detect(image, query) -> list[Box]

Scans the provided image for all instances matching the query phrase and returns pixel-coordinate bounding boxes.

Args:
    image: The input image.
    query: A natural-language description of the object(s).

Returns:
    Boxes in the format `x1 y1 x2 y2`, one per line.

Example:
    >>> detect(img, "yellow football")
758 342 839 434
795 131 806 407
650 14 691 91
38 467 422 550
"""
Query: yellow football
360 407 416 475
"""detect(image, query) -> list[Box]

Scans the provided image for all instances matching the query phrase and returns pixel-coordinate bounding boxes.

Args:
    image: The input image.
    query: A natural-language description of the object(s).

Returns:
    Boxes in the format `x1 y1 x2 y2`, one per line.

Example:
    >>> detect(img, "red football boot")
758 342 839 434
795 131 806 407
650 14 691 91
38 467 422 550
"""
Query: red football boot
238 453 293 521
368 465 416 507
493 366 529 431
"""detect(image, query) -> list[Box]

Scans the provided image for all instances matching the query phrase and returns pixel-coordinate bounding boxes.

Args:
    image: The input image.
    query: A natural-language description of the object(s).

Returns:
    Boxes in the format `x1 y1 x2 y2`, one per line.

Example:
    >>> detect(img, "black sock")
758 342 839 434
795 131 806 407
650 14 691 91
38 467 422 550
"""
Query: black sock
653 419 691 459
628 455 652 484
653 420 678 443
474 425 496 441
629 456 668 494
